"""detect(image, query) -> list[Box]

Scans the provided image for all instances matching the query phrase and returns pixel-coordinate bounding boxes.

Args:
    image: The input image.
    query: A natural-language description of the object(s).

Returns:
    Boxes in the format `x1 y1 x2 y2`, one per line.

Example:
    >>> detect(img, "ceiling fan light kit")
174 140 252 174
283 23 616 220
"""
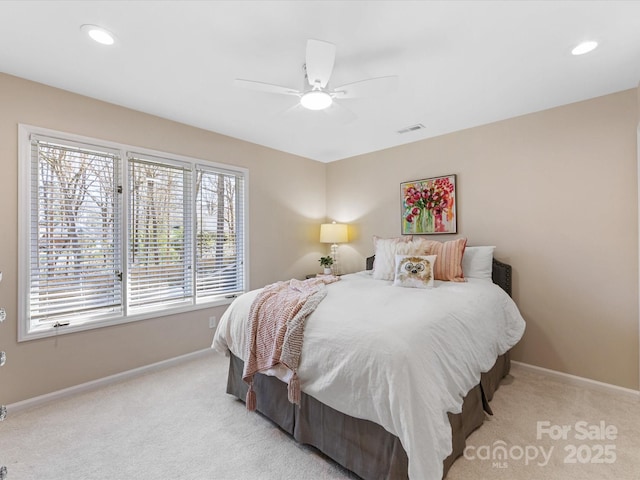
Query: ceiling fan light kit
300 90 333 110
235 39 398 119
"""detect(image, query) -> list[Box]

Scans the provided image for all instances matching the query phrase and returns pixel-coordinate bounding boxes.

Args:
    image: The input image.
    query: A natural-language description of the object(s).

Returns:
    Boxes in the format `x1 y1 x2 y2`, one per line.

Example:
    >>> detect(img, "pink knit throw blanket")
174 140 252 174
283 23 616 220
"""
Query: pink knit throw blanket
242 276 339 411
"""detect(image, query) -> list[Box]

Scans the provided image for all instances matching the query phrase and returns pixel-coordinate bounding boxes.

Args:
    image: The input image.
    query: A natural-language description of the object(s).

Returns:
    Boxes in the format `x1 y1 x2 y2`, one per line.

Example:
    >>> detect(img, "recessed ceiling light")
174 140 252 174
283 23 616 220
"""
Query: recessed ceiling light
571 40 598 56
81 24 116 46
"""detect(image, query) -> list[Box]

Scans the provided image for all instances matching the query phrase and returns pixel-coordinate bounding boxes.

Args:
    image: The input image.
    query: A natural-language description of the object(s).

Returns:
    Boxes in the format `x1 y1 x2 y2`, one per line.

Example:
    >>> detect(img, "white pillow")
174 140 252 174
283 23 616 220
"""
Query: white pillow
462 246 495 281
371 236 412 280
393 255 437 289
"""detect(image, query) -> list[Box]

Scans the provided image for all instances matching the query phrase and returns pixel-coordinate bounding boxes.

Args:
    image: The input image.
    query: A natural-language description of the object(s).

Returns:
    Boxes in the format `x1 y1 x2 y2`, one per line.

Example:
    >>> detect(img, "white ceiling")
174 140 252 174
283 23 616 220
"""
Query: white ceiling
1 1 639 163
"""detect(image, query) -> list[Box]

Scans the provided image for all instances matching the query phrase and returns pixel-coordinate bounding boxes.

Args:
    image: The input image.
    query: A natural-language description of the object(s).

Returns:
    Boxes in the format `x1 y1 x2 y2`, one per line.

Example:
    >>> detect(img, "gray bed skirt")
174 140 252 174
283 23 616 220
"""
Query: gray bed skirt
225 351 511 479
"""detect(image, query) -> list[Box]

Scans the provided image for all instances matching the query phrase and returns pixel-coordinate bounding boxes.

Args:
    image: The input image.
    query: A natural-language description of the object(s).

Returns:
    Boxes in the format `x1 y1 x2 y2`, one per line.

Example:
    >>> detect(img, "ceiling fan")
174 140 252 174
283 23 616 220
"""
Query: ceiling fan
234 39 398 122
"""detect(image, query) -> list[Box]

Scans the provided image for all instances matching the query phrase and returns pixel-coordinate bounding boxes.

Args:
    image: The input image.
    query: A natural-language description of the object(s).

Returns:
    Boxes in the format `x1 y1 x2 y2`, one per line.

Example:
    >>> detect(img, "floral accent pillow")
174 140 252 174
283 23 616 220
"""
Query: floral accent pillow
393 255 437 289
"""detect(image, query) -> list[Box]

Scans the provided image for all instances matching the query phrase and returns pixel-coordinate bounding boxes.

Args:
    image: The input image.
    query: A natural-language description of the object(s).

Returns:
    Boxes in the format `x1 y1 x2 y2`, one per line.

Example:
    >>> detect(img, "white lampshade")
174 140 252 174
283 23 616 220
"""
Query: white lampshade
320 223 348 244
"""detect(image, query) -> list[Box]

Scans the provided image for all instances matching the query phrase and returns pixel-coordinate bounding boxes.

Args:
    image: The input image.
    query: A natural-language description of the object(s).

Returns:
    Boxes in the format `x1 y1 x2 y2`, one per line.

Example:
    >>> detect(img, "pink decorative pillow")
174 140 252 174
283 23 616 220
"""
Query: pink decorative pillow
416 238 467 282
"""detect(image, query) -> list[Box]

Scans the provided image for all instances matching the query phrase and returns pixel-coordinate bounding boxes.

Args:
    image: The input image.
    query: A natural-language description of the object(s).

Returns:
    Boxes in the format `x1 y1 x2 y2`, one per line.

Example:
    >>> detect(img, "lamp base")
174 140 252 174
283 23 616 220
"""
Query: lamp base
331 243 339 276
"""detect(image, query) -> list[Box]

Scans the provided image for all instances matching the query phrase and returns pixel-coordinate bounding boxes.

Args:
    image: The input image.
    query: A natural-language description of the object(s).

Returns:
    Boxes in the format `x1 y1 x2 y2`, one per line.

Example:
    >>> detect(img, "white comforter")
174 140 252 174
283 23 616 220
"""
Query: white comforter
212 271 525 480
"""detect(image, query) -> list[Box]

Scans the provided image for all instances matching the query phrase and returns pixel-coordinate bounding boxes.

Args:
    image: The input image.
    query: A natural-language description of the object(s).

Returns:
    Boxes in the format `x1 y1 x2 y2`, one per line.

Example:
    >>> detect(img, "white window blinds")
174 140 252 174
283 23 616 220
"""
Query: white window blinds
30 136 122 324
21 126 247 340
128 156 193 309
196 167 245 298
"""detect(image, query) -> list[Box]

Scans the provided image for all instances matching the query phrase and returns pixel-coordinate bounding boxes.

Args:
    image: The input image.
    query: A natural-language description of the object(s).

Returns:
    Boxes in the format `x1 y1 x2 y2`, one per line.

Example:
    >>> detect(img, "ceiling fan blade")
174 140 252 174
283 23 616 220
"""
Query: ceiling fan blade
305 39 336 88
321 101 357 124
234 79 300 96
333 75 398 99
279 102 306 120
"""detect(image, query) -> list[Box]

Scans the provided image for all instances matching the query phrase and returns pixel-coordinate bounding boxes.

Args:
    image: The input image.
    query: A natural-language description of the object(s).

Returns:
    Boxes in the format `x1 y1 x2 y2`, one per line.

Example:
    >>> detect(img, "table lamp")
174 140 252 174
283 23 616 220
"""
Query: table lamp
320 221 348 275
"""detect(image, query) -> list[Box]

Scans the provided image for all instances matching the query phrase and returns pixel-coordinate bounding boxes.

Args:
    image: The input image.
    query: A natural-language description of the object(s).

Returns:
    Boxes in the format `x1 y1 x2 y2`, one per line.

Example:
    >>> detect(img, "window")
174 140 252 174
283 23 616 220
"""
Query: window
196 167 245 300
19 125 247 340
128 155 193 310
27 138 122 324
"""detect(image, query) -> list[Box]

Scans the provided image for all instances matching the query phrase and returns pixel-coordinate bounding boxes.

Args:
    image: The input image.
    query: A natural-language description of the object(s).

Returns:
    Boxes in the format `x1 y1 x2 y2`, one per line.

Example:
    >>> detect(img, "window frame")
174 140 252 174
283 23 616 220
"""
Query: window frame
126 153 195 313
18 124 249 342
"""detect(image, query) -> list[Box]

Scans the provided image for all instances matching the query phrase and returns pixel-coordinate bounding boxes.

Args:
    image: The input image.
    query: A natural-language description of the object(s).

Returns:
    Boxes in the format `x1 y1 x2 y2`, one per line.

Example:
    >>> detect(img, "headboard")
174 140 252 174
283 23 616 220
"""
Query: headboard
365 256 513 297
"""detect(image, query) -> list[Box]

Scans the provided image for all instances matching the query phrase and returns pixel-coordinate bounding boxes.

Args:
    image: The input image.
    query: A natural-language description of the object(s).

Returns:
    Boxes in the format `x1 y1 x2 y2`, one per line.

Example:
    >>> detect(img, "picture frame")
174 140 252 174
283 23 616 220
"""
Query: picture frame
401 174 457 234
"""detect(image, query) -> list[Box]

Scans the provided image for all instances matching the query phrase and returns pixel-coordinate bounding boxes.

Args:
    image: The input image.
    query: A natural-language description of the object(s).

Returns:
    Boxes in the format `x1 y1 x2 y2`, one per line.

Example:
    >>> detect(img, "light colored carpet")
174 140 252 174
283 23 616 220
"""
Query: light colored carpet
447 367 640 480
0 351 638 479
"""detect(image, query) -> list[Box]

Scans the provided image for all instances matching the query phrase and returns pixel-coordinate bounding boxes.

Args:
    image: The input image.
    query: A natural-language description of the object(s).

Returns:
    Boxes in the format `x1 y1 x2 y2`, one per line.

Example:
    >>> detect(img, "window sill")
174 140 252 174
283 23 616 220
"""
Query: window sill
18 296 237 342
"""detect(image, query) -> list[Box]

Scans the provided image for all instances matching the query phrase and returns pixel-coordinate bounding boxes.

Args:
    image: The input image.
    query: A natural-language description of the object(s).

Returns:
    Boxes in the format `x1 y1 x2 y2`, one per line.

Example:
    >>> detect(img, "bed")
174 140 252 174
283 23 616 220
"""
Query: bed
212 251 525 479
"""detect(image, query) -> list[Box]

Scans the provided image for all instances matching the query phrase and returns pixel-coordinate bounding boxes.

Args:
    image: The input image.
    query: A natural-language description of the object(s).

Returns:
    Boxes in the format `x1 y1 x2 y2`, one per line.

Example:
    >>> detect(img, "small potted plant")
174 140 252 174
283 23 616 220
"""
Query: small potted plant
319 256 334 274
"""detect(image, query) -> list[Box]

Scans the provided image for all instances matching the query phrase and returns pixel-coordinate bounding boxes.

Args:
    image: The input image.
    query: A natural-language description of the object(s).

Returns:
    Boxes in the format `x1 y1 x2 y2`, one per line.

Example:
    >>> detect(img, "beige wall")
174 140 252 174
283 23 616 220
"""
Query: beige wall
0 73 326 404
1 72 637 405
326 88 639 390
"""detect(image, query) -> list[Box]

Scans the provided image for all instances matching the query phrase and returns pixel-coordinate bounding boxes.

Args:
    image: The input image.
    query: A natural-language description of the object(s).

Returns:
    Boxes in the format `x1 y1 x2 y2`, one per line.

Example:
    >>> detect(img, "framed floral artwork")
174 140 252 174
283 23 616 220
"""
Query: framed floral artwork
401 174 457 234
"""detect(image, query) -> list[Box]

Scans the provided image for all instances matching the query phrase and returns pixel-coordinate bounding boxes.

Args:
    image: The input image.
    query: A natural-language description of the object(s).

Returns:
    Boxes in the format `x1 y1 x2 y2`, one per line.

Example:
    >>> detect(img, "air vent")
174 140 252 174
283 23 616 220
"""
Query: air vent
397 123 425 134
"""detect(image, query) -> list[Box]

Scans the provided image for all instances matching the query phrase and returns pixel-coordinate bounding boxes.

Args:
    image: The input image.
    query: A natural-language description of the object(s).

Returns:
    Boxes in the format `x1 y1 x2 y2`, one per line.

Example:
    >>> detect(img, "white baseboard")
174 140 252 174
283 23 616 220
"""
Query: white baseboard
7 348 215 415
9 353 637 415
511 360 640 400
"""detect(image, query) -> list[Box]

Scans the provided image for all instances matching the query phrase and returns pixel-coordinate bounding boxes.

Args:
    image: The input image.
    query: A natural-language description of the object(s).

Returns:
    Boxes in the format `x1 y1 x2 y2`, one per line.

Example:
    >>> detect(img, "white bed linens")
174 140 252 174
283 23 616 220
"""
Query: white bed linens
212 271 525 480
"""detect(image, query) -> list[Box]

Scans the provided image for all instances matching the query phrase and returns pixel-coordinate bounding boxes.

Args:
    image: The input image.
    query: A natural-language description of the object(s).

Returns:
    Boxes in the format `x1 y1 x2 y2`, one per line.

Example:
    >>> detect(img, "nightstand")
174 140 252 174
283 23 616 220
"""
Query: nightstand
306 273 340 279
